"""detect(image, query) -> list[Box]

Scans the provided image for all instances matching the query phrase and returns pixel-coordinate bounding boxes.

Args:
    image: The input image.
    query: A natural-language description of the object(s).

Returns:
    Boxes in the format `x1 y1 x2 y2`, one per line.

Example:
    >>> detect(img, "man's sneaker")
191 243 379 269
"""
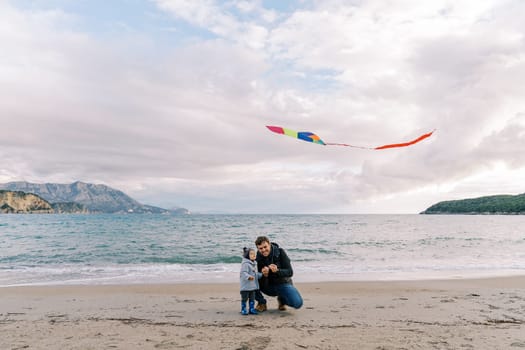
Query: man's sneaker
255 302 267 312
277 297 286 311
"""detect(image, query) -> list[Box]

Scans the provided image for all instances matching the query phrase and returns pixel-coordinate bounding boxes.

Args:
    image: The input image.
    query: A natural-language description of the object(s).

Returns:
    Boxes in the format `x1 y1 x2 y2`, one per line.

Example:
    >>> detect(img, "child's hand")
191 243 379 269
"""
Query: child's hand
248 276 254 280
261 266 270 276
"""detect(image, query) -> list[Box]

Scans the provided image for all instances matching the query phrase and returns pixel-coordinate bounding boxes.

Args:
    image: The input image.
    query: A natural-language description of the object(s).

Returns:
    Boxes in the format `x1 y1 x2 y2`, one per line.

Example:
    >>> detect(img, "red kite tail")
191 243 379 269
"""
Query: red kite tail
373 130 435 150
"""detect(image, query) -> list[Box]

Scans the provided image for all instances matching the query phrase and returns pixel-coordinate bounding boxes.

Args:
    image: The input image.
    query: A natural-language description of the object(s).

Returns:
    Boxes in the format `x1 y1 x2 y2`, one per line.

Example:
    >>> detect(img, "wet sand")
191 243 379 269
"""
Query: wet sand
1 277 525 349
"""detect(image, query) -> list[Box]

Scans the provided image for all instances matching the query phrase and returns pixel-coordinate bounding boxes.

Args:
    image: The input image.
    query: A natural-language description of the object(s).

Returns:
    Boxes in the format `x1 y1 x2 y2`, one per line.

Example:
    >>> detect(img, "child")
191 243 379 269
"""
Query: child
239 247 261 315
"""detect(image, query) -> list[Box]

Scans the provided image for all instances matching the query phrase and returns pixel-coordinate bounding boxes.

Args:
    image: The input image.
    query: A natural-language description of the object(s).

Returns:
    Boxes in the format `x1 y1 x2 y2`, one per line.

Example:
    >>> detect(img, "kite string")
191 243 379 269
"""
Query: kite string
324 142 373 150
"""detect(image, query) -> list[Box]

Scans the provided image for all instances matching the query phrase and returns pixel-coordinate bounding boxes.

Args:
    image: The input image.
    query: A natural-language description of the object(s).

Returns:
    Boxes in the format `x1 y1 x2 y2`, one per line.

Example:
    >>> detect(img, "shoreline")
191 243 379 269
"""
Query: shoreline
2 264 525 288
2 273 525 289
2 276 525 349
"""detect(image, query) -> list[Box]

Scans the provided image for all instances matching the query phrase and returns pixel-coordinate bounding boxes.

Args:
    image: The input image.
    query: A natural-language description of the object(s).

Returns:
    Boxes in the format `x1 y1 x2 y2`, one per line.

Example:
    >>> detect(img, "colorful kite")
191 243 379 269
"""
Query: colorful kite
266 125 434 150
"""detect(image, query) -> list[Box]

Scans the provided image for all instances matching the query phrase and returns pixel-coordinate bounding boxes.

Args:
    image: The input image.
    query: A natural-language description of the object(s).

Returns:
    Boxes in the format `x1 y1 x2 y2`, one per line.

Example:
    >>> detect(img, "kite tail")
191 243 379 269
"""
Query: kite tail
373 129 435 150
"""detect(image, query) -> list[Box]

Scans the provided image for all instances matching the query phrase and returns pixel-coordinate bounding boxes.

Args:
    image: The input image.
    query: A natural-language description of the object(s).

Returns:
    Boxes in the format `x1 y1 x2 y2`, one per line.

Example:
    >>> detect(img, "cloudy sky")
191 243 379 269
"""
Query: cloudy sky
1 0 525 214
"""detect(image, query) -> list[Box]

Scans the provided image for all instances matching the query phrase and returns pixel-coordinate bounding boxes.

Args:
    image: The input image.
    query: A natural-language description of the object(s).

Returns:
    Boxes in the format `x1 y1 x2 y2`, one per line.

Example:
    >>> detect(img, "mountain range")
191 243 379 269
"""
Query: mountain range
0 181 189 214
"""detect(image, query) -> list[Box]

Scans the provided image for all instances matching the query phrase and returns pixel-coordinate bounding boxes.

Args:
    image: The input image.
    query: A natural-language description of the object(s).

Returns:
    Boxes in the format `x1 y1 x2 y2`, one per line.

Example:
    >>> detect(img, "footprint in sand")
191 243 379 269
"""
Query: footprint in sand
236 336 271 350
154 340 181 349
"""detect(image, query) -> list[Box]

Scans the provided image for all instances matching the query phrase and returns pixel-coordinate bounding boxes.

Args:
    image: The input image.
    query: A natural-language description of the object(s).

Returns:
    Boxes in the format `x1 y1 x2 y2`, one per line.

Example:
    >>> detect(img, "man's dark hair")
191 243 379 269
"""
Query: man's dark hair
255 236 270 246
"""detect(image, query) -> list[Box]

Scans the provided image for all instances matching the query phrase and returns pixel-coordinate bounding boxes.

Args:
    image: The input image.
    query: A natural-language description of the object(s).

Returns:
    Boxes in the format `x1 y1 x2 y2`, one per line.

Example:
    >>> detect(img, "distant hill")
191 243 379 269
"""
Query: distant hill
0 190 54 213
51 202 90 214
0 190 90 214
421 193 525 214
0 181 189 214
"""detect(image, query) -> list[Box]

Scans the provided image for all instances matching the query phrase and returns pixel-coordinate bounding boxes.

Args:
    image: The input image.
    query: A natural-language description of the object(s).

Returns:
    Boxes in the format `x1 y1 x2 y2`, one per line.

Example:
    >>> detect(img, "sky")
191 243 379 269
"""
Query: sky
1 0 525 214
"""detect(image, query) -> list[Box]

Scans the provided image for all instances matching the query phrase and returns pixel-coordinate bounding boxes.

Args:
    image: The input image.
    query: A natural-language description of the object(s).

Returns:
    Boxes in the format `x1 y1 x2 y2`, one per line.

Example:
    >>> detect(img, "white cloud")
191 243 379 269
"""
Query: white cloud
153 0 269 49
2 0 525 213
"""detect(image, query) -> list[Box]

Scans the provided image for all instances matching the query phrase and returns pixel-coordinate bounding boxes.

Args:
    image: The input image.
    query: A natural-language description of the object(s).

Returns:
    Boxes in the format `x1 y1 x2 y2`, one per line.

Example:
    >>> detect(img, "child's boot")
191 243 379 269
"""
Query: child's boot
249 301 258 315
241 301 248 315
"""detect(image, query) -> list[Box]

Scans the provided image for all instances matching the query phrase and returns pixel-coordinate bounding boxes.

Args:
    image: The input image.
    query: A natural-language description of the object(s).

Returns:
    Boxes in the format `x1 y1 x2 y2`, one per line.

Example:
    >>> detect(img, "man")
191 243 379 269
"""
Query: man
254 236 303 312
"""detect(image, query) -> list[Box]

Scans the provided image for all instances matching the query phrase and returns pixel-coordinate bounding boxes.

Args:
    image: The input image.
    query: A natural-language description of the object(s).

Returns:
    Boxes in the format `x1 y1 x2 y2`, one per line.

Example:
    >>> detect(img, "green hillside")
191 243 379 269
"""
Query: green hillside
421 193 525 214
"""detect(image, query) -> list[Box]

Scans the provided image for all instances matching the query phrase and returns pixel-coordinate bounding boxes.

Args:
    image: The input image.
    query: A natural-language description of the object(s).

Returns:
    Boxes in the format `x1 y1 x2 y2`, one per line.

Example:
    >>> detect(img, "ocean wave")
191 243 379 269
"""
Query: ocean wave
2 214 525 286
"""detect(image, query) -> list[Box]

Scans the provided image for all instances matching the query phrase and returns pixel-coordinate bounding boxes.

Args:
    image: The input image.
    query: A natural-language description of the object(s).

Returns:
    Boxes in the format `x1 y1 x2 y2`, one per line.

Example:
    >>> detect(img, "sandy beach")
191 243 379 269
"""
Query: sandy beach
1 277 524 349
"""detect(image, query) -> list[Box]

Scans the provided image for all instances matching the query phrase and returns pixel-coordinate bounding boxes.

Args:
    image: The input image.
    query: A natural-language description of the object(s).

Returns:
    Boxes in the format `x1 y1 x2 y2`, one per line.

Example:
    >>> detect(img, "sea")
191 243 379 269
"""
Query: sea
1 214 524 287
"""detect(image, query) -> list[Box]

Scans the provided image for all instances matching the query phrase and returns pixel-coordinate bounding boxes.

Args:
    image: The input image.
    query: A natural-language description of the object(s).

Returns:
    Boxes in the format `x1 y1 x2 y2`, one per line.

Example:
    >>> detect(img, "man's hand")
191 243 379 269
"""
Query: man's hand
269 264 279 273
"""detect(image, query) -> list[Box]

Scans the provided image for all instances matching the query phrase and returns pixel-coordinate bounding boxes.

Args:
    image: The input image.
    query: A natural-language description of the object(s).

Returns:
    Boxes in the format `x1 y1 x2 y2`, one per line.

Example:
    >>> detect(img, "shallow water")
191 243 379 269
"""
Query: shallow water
1 214 524 286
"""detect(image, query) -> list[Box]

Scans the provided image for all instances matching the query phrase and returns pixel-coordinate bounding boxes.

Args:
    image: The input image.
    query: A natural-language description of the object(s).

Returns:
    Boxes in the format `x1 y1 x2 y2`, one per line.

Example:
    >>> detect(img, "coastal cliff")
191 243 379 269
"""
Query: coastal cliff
0 190 54 213
0 190 90 214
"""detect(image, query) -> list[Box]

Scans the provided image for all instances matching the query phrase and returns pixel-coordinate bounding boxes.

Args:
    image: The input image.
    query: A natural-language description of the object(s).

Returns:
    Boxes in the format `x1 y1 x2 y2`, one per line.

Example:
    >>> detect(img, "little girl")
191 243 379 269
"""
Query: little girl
239 247 261 315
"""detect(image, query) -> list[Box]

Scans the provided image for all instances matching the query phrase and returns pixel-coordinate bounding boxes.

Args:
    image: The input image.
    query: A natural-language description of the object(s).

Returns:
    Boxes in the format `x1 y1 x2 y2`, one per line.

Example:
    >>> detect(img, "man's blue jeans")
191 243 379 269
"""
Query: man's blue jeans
255 283 303 309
